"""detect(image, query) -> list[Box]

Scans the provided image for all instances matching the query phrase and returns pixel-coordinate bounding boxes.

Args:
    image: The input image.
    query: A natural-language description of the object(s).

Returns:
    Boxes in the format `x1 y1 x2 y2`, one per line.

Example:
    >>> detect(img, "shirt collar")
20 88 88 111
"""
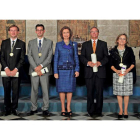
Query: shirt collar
91 39 98 44
37 37 44 44
10 38 17 43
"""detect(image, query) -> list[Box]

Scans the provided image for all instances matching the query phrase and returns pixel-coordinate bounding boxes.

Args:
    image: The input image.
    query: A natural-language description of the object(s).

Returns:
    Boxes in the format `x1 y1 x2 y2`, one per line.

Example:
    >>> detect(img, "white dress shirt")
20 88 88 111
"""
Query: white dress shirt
37 37 44 48
10 38 17 49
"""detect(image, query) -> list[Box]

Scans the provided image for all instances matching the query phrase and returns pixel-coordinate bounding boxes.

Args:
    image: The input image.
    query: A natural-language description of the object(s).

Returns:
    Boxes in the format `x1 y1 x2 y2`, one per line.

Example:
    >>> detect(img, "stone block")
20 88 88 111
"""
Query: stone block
98 25 128 36
97 20 129 26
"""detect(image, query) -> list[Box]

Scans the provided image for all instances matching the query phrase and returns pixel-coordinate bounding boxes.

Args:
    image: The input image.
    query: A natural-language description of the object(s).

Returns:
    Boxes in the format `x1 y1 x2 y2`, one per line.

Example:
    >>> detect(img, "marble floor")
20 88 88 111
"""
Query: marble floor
0 111 140 120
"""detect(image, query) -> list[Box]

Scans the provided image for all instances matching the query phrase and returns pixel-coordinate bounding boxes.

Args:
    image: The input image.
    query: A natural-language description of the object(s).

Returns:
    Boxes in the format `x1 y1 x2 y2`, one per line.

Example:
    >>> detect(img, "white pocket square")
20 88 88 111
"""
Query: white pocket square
16 48 21 49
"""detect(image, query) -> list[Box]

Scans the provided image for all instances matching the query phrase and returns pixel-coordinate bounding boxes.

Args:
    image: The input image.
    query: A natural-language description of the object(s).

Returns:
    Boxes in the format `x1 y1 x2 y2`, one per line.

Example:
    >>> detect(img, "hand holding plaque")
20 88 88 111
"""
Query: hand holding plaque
91 53 98 72
10 68 18 77
35 65 42 72
32 67 49 77
5 68 11 76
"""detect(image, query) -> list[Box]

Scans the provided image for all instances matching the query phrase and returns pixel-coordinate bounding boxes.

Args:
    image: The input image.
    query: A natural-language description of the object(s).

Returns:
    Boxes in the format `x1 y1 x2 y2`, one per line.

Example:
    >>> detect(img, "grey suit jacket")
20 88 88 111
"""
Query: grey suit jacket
27 37 53 75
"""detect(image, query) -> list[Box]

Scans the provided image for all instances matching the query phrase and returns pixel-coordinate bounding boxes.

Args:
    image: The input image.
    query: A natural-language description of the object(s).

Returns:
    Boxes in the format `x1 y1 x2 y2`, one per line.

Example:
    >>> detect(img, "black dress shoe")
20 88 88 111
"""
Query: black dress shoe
137 114 140 119
124 115 128 118
87 113 93 117
12 110 19 116
43 110 50 116
5 111 11 116
96 113 103 117
30 110 38 115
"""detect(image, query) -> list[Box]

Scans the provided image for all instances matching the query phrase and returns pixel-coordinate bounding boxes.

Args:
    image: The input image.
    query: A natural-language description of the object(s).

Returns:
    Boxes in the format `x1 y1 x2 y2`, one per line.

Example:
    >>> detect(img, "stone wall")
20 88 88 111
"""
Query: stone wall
129 20 140 47
0 20 25 46
97 20 140 76
97 20 129 47
26 20 57 54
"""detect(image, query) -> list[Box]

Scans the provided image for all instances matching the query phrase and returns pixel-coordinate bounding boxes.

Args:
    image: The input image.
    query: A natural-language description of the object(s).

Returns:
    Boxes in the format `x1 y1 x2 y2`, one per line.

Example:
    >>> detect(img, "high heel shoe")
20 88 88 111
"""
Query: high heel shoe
67 111 72 117
61 112 66 116
118 114 123 119
124 115 128 118
124 112 128 118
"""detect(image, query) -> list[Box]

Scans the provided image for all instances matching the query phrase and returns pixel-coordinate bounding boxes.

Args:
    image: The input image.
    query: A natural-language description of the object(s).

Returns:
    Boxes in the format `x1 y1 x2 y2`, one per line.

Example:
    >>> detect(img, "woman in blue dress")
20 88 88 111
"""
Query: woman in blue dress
54 26 79 116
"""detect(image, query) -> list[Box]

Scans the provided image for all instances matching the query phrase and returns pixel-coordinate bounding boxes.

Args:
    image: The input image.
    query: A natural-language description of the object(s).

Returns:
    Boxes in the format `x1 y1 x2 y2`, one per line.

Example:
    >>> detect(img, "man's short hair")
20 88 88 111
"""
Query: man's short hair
35 24 45 30
8 25 19 31
90 26 99 33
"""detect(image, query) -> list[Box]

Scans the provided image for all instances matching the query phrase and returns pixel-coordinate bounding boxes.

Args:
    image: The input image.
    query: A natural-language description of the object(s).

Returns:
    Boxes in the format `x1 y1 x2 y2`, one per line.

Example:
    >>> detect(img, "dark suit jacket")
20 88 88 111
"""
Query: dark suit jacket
80 39 108 78
0 38 26 71
109 45 136 83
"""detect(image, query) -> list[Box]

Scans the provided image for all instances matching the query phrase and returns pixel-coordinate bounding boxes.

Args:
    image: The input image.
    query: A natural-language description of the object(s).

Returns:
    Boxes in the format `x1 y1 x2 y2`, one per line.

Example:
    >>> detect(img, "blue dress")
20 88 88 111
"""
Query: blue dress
54 40 79 93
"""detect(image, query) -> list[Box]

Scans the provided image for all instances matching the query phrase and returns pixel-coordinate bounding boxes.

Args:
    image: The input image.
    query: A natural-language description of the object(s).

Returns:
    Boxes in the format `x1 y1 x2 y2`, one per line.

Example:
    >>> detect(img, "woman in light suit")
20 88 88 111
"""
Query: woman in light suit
54 26 79 116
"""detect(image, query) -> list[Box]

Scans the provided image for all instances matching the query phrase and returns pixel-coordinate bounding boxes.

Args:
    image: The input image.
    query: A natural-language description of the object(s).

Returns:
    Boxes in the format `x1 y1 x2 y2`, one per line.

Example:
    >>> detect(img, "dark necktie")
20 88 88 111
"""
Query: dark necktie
12 41 15 48
39 40 41 52
11 41 15 52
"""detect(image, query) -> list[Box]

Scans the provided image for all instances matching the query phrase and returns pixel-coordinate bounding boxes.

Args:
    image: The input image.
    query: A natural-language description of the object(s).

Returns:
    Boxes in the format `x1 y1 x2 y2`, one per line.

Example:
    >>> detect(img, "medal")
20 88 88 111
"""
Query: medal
119 57 123 67
38 53 42 57
10 53 14 57
118 48 125 68
119 63 123 67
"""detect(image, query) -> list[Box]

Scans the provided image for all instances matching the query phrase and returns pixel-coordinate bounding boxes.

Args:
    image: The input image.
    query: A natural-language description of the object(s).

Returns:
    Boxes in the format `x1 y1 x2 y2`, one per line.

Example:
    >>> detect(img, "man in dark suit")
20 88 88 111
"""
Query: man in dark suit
80 27 108 117
0 25 26 116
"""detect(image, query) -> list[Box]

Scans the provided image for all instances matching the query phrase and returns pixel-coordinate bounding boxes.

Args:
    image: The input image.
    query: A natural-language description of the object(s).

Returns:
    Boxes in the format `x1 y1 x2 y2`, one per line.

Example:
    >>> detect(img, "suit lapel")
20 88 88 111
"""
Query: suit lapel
8 38 11 52
96 39 101 54
41 38 47 53
88 40 93 54
35 38 39 54
7 39 11 58
13 39 19 52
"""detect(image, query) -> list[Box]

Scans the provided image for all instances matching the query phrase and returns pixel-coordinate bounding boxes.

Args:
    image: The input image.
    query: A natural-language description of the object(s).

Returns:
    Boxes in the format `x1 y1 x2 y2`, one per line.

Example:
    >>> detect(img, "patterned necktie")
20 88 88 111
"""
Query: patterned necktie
93 40 96 53
11 41 15 52
39 40 41 52
12 41 15 48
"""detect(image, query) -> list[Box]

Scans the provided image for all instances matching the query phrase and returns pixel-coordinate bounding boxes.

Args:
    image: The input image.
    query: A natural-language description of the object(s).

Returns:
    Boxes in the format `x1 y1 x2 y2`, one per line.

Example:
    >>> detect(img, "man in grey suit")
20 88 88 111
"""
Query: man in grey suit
27 24 53 116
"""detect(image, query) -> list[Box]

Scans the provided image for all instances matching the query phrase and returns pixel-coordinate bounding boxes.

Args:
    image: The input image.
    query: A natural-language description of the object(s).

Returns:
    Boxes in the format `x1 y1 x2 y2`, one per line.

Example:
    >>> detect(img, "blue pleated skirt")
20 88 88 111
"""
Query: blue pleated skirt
56 69 76 93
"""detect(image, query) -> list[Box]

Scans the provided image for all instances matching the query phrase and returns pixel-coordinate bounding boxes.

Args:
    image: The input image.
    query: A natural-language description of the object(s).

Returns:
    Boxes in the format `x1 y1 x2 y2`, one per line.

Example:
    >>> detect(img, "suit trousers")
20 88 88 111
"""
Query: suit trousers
2 77 20 112
85 74 105 114
30 73 49 111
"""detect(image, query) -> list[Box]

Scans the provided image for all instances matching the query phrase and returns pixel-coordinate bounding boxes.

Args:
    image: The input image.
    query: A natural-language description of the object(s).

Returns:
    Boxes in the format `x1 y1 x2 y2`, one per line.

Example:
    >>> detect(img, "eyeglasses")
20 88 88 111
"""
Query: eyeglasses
119 38 126 41
9 30 18 32
90 31 98 33
36 30 44 32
